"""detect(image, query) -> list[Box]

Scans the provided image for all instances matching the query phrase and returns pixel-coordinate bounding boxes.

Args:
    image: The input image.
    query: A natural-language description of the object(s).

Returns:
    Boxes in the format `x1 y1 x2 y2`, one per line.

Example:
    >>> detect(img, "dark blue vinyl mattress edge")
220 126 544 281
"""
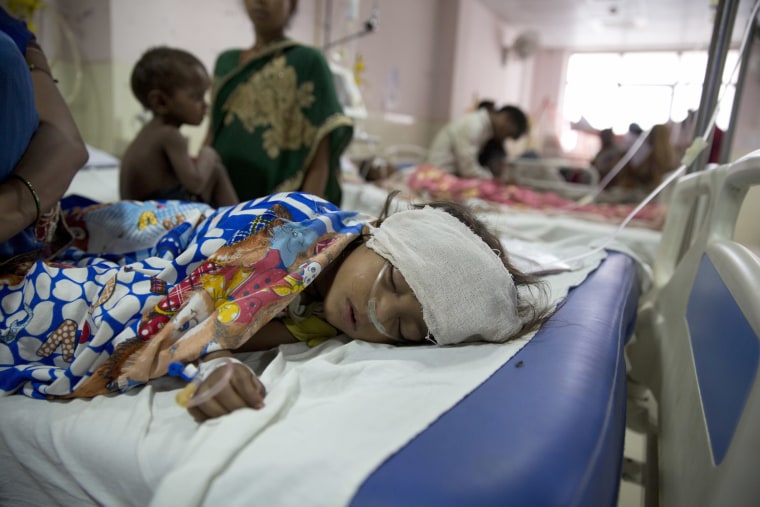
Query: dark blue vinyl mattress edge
351 252 639 507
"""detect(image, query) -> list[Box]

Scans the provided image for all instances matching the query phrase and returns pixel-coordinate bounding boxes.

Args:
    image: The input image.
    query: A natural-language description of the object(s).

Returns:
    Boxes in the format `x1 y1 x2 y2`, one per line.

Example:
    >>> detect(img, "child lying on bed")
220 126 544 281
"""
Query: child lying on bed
0 190 551 421
181 192 553 421
120 46 238 207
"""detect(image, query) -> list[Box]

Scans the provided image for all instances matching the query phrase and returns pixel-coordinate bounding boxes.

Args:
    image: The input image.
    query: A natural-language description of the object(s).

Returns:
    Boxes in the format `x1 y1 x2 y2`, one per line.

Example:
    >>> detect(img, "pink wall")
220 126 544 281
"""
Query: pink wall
450 0 519 116
327 0 533 123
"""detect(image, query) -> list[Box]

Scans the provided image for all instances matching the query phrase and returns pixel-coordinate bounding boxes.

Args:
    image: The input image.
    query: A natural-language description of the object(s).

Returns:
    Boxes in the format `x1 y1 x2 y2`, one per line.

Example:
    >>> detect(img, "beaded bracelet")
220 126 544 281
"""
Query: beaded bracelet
8 174 41 224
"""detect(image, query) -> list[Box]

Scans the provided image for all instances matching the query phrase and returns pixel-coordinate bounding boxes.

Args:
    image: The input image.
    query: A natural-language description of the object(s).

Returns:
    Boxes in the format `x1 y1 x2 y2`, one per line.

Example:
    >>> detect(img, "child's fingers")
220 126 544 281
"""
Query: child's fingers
188 396 227 422
188 405 208 422
230 368 266 409
213 383 249 412
187 363 266 421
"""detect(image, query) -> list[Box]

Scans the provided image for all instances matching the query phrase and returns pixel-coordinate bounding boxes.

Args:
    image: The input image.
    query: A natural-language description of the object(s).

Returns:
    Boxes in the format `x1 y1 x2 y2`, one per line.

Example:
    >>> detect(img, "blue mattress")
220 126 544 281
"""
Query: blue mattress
351 251 639 507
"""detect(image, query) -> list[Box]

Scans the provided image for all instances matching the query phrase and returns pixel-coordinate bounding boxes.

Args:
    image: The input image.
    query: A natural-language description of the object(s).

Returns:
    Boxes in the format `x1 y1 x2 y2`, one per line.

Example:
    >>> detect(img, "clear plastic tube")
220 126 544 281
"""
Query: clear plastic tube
170 358 235 408
368 262 396 340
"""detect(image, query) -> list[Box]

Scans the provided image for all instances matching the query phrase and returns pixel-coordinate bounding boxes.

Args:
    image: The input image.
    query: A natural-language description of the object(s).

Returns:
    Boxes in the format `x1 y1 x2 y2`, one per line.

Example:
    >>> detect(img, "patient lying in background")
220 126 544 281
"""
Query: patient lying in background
120 47 238 206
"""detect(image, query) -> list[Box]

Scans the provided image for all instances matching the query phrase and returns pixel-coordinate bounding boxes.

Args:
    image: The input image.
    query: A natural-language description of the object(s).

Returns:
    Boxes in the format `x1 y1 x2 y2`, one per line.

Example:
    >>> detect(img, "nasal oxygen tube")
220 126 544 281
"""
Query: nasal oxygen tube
368 263 396 340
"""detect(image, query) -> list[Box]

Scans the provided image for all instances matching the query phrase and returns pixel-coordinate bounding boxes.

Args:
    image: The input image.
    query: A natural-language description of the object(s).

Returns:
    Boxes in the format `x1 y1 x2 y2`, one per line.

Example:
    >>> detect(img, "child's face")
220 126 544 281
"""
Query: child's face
322 244 427 345
165 65 210 126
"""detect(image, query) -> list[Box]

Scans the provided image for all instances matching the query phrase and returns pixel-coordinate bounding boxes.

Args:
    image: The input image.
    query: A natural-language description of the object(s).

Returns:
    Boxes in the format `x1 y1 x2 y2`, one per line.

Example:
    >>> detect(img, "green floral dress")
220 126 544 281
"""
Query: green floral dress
210 39 353 206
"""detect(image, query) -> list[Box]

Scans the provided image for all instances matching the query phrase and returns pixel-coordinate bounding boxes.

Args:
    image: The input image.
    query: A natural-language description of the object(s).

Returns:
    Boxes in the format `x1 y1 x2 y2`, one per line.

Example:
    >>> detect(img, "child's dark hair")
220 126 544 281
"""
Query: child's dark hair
372 191 554 342
499 105 529 139
131 46 205 110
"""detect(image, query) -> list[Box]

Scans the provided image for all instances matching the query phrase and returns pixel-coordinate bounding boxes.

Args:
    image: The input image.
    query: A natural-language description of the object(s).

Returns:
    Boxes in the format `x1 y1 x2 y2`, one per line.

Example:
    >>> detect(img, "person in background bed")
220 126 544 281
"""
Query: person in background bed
120 47 239 207
591 128 623 178
0 6 88 264
475 99 509 179
427 103 529 180
624 123 677 193
205 0 353 206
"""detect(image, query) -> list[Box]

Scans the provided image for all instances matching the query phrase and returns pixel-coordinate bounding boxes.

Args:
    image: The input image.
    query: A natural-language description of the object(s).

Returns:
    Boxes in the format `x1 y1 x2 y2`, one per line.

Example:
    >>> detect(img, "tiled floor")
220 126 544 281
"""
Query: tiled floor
617 429 647 507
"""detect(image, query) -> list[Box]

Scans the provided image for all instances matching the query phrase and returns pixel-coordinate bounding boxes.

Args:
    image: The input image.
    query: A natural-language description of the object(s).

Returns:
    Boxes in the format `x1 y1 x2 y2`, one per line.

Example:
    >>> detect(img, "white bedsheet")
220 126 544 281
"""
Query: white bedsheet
66 166 120 203
342 180 660 286
0 235 606 507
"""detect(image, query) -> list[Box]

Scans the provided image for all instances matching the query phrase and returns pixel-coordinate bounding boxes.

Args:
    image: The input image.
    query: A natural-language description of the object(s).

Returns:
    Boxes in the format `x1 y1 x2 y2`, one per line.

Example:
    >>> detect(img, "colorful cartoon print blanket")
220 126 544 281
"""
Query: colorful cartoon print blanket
0 192 367 399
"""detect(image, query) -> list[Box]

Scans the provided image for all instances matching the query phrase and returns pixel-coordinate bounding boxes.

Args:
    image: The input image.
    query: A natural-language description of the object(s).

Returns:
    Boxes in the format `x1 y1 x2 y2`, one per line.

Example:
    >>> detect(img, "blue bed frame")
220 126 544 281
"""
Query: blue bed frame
351 251 639 506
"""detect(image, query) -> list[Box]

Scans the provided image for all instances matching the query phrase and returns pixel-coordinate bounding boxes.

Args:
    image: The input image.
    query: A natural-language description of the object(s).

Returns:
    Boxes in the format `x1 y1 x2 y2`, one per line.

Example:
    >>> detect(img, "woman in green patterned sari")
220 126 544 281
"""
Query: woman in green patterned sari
207 0 353 206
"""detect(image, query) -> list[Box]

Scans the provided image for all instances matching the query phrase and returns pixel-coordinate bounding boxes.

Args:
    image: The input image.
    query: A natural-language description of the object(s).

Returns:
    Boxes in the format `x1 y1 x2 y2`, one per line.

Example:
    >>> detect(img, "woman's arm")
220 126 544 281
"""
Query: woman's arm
300 136 330 198
0 41 87 242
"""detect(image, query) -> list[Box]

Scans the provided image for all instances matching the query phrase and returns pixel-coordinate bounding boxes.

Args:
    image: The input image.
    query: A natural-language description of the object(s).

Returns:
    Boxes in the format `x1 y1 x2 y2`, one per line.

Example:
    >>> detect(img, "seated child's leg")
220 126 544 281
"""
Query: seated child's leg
203 160 238 208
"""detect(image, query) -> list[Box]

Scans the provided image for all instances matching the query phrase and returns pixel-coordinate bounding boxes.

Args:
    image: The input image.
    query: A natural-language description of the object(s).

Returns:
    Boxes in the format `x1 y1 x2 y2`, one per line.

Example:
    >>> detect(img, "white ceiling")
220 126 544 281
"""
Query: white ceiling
481 0 756 51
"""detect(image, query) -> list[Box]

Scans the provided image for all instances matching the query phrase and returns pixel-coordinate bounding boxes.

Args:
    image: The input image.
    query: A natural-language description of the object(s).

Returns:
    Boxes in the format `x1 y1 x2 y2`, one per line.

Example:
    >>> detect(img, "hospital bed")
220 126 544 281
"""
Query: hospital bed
0 253 640 507
1 145 655 506
627 149 760 506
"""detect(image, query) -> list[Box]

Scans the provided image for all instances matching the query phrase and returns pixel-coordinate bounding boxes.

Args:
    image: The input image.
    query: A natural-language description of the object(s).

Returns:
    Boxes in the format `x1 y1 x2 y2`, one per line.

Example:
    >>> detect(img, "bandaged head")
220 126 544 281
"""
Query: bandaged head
366 206 522 345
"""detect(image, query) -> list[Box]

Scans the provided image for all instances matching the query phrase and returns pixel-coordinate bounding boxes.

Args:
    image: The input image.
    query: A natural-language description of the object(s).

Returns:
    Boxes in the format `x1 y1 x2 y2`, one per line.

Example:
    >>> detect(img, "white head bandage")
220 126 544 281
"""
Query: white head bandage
366 207 521 345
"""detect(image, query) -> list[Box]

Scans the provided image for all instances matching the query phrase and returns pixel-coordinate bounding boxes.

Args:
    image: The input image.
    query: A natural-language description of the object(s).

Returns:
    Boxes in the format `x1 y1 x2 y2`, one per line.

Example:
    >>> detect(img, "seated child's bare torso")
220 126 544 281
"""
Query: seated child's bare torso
120 119 201 201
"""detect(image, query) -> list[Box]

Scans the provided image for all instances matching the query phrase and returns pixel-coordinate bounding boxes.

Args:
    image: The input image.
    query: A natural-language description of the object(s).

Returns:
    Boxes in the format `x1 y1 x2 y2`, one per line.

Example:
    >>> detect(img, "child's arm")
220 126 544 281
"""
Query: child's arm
187 321 299 422
300 136 330 198
161 129 219 196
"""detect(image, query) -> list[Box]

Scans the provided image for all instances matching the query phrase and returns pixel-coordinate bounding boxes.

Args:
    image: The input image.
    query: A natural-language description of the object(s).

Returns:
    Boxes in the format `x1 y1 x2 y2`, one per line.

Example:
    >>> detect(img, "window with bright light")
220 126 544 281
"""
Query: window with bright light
561 50 739 152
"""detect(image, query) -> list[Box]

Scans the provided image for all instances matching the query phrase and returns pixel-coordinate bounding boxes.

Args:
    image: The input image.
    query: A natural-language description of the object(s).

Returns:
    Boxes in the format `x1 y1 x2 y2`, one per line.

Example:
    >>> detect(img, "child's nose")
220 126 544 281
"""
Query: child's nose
372 292 405 338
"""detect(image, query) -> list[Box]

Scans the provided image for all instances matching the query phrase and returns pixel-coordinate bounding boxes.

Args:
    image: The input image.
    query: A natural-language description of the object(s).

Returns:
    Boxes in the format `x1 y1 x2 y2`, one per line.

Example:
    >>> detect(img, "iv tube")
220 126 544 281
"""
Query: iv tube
367 262 396 340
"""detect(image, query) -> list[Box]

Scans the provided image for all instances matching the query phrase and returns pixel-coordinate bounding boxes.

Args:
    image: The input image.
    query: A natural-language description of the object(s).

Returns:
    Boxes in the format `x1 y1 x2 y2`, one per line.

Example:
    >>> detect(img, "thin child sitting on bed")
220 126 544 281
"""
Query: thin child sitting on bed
181 193 552 422
120 46 239 206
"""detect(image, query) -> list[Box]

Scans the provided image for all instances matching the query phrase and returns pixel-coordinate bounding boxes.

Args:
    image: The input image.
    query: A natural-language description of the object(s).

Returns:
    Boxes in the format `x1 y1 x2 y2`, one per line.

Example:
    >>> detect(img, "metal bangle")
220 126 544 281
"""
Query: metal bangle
28 62 58 83
8 173 41 224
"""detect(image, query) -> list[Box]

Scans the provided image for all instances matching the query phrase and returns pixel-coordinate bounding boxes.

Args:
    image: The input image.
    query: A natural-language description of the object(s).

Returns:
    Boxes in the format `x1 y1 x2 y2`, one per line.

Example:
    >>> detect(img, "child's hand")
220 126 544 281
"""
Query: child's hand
197 145 221 165
188 360 267 422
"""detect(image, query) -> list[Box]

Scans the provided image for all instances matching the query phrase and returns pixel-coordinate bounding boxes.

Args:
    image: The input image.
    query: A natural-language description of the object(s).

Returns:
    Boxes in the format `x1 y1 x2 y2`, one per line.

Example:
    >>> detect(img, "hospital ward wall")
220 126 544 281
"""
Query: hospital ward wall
42 0 533 161
340 0 533 156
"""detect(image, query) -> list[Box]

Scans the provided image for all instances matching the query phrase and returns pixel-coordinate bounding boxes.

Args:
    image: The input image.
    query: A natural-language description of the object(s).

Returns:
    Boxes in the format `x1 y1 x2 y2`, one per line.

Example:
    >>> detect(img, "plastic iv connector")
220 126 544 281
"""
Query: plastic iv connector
168 358 234 408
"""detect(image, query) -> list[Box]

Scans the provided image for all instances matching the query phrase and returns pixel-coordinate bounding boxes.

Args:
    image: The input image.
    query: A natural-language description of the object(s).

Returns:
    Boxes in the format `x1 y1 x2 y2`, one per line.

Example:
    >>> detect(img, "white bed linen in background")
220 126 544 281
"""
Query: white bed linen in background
63 144 121 203
65 166 121 203
342 179 661 289
84 144 120 168
0 233 606 507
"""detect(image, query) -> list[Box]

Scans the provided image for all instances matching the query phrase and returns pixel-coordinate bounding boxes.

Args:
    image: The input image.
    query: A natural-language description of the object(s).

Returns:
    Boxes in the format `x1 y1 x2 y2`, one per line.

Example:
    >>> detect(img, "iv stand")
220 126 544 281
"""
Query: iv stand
322 2 378 50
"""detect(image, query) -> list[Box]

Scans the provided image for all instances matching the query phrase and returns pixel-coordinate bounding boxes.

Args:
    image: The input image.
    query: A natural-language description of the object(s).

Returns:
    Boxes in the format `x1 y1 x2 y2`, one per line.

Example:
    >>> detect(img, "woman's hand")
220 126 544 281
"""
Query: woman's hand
188 359 267 422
